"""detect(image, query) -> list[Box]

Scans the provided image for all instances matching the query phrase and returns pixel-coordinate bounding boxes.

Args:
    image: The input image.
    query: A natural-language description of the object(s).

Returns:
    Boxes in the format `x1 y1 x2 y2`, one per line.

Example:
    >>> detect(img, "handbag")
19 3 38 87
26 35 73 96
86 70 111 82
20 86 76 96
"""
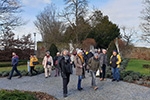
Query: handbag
47 62 51 65
33 62 38 65
96 69 100 77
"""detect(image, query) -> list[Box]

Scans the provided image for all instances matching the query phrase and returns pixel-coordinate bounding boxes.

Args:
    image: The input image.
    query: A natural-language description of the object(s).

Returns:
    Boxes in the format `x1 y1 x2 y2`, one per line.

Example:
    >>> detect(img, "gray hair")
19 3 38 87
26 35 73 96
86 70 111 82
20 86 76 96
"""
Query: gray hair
102 49 107 52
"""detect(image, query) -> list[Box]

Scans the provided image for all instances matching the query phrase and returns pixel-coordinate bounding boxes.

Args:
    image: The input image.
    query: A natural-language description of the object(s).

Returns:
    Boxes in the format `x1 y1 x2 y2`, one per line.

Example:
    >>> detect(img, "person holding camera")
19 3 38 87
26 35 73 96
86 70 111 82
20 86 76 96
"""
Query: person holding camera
42 51 53 78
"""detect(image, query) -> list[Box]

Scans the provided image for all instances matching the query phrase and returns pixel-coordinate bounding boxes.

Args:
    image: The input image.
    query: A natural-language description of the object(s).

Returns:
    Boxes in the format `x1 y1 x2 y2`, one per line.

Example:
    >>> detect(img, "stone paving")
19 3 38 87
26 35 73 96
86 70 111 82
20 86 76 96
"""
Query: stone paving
0 69 150 100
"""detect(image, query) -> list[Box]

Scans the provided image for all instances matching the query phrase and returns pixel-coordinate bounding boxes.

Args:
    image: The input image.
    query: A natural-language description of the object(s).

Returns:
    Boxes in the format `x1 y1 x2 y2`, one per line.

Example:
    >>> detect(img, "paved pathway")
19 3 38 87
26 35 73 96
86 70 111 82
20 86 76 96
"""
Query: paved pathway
0 69 150 100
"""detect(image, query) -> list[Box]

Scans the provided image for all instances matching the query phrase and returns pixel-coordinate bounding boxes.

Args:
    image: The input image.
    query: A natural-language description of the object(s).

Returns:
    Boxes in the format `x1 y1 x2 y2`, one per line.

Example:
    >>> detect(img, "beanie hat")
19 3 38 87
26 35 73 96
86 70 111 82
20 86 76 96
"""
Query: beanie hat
46 51 50 54
113 50 117 53
77 50 82 54
94 53 98 57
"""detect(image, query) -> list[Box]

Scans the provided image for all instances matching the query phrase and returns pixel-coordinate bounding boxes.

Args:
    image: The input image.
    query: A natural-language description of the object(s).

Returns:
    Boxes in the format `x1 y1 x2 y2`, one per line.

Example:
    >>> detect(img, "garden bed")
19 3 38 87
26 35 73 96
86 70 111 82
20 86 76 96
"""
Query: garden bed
0 89 57 100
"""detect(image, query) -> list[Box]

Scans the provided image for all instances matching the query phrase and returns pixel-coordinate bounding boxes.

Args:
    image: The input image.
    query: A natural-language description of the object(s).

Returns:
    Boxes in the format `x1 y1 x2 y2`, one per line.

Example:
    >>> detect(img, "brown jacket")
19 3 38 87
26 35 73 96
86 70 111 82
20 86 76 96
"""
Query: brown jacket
74 55 85 76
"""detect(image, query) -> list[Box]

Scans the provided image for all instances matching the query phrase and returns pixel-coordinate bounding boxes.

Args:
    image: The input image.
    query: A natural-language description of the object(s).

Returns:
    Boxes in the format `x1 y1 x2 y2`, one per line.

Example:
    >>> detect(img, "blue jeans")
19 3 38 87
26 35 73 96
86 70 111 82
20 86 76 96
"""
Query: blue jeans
77 75 82 89
9 65 22 79
112 67 119 80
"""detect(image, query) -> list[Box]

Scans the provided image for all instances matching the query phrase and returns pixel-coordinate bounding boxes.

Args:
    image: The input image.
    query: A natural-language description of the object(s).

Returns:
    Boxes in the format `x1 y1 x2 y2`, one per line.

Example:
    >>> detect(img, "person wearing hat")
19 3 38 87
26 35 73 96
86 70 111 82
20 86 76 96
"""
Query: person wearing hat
74 49 85 91
59 49 72 97
110 50 121 82
42 51 53 78
88 53 100 90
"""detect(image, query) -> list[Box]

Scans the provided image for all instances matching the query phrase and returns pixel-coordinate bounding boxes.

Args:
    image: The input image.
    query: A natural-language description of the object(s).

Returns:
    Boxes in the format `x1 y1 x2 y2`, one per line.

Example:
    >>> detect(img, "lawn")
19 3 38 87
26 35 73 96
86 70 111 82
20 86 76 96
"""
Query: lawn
0 65 43 72
126 59 150 75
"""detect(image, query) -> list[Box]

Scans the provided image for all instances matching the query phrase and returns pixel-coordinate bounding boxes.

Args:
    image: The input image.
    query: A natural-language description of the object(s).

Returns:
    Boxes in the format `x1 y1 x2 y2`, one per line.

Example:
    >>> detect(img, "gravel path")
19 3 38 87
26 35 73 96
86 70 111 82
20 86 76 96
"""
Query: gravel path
0 69 150 100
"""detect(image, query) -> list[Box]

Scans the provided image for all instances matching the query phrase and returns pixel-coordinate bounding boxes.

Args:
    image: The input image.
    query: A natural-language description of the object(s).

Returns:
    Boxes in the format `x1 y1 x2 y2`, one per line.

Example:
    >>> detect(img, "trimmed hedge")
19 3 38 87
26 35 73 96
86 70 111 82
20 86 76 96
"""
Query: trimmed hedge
0 60 28 67
0 67 44 77
143 64 150 68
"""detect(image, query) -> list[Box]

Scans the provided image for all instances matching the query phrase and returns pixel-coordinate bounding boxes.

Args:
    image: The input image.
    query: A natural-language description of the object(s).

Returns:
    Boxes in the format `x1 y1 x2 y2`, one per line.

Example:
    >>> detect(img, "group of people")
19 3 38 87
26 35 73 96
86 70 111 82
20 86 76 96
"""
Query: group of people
7 48 121 98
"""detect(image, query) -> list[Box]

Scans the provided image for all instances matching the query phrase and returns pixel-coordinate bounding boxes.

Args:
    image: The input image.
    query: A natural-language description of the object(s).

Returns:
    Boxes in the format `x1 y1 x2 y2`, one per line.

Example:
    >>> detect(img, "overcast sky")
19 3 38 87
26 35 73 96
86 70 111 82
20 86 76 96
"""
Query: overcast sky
14 0 149 47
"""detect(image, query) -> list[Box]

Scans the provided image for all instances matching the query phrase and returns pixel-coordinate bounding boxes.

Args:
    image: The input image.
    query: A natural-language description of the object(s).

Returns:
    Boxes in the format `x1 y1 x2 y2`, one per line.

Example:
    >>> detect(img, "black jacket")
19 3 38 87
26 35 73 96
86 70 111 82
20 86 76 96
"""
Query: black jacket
59 56 71 78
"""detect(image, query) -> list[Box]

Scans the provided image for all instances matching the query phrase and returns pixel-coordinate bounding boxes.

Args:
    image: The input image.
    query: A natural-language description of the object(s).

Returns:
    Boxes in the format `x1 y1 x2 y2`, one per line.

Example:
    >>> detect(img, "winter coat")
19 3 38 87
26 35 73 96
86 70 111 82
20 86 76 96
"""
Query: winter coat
88 57 101 71
59 56 71 78
99 53 108 66
110 55 121 68
74 55 85 76
12 55 19 66
30 57 38 67
42 56 53 68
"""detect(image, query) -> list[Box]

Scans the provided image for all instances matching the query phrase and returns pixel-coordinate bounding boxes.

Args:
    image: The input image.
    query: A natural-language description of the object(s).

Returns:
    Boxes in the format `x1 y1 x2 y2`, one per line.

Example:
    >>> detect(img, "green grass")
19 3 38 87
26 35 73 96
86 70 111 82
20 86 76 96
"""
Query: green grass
126 59 150 75
0 90 36 100
0 65 43 72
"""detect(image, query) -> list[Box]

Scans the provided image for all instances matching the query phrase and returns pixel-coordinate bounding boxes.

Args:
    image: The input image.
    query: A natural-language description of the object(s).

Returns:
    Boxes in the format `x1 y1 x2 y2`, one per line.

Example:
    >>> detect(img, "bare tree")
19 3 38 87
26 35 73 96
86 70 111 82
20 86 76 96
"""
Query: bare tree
34 4 64 44
121 26 136 46
0 0 23 32
140 0 150 43
140 0 150 33
61 0 88 43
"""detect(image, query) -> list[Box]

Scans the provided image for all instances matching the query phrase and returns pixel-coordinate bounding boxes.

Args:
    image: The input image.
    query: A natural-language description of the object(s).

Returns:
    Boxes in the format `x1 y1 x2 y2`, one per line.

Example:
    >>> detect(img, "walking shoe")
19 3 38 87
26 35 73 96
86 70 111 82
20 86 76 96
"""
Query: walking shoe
18 75 22 78
103 79 106 81
117 80 119 82
78 88 83 91
45 77 48 78
100 78 103 81
94 87 98 90
7 77 11 80
112 79 116 82
63 94 67 98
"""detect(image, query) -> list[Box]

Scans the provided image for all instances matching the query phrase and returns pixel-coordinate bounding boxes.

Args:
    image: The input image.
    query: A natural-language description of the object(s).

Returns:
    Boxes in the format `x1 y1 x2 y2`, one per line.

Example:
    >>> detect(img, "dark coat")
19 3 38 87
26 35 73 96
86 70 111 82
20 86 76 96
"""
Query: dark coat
12 55 19 66
59 56 71 78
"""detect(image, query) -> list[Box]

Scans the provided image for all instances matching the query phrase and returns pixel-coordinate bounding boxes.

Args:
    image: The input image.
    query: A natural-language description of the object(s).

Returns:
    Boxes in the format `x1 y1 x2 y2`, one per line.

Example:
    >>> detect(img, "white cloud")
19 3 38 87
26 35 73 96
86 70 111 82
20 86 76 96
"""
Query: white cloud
21 0 51 7
100 0 143 29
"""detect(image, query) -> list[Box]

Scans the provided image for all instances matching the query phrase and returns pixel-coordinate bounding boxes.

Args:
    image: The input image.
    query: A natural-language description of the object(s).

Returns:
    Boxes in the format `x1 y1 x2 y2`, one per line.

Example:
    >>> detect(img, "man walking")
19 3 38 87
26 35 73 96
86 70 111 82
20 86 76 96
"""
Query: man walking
99 49 108 81
110 50 121 82
88 53 100 90
8 52 22 80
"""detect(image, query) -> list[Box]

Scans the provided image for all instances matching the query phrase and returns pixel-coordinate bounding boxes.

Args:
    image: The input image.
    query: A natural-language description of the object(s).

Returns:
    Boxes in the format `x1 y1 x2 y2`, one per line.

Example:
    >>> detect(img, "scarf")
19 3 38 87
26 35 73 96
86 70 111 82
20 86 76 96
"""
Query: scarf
78 54 84 63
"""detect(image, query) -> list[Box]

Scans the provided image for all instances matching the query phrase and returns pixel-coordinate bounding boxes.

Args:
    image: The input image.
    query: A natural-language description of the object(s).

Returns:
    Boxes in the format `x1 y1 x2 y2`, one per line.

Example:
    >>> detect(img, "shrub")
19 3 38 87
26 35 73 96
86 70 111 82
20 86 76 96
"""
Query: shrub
136 81 144 85
142 75 149 81
21 70 29 76
123 76 133 82
49 43 58 58
2 71 10 77
146 81 150 85
0 72 2 77
143 64 150 68
106 73 111 78
0 90 36 100
132 75 139 80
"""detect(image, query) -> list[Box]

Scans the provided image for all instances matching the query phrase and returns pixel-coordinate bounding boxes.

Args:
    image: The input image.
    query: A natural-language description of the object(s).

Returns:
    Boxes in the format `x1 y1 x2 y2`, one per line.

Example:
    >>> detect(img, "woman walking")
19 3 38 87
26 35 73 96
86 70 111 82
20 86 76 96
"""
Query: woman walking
59 49 72 97
29 54 38 76
42 51 53 78
75 49 85 91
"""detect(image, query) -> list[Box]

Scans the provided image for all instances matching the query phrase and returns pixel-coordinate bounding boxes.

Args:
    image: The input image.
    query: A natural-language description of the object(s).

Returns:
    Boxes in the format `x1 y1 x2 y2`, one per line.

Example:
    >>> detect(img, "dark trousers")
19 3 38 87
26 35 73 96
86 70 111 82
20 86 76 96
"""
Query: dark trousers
63 74 70 95
82 67 85 77
9 65 21 79
30 66 38 75
100 64 106 79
